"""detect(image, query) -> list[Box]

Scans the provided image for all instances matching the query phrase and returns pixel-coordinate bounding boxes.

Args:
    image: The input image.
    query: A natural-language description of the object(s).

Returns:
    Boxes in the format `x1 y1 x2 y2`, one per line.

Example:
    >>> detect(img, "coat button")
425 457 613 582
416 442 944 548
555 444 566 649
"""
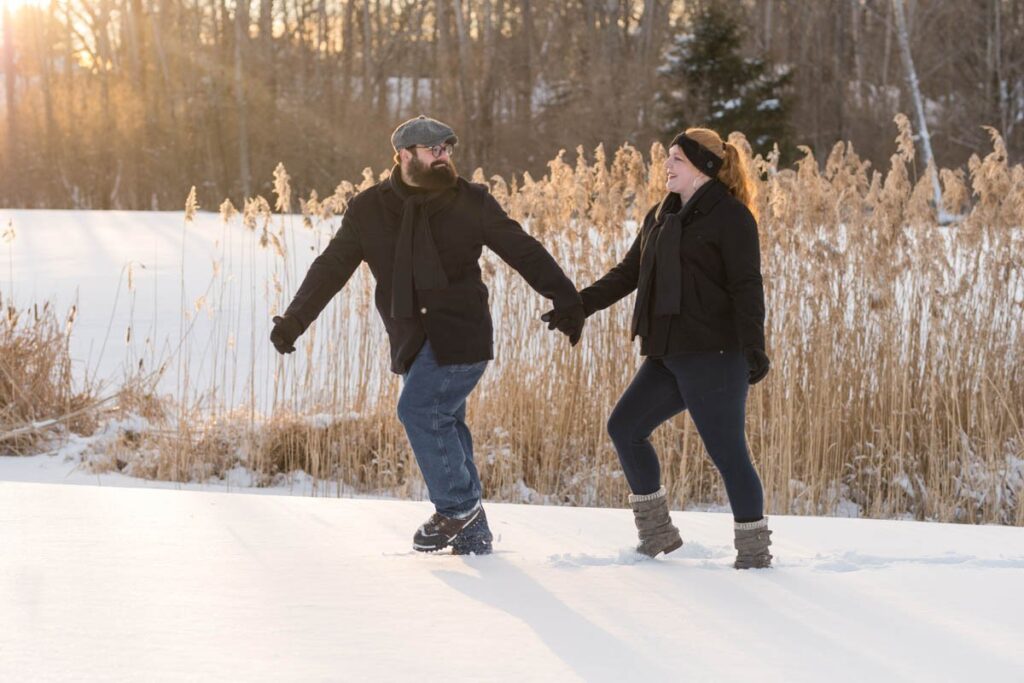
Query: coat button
420 307 427 314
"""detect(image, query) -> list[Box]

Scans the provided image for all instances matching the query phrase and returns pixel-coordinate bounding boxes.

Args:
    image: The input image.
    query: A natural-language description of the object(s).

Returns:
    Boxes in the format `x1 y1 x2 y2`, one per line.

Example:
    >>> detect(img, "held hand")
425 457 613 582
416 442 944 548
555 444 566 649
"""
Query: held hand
270 314 302 354
541 304 586 346
745 348 770 385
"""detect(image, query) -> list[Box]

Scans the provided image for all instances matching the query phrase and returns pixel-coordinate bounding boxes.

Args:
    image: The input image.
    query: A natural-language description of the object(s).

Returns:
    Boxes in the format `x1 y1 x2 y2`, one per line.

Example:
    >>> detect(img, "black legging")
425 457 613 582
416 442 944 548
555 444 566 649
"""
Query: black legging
607 350 765 522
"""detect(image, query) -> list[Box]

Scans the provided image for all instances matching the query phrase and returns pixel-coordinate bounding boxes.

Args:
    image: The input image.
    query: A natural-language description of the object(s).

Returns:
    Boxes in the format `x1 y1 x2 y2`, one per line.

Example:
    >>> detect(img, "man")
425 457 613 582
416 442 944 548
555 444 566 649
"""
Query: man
270 115 585 555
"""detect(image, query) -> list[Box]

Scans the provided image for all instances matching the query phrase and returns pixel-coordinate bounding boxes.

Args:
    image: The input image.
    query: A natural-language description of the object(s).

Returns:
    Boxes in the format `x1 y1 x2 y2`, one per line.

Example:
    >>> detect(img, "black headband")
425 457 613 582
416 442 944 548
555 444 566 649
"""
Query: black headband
671 133 725 177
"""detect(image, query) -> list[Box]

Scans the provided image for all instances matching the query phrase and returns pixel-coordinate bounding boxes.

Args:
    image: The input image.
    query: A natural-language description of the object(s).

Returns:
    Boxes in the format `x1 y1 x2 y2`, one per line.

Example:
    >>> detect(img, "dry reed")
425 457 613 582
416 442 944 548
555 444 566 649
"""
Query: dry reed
0 299 99 452
7 114 1023 525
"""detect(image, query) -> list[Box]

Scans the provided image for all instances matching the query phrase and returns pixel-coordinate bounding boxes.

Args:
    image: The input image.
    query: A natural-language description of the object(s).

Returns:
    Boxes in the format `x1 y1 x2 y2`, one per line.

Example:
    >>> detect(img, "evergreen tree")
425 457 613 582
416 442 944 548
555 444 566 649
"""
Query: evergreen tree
658 3 793 158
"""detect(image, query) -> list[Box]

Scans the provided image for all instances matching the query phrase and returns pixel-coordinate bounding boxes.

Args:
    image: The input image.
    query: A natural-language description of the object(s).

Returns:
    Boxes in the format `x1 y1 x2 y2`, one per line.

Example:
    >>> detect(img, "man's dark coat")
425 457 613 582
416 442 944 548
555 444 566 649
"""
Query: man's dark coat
285 170 580 373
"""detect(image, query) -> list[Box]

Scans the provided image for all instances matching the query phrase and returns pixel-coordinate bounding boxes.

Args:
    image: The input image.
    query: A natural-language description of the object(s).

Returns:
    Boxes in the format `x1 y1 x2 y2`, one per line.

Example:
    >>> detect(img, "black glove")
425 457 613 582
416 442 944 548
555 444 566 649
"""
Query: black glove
540 303 586 346
745 348 770 385
270 314 303 354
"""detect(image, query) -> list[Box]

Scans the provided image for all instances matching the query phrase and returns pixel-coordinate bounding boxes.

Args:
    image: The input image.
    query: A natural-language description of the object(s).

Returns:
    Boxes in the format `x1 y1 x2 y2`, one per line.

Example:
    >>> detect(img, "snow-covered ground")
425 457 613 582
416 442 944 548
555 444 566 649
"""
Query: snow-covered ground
2 478 1022 681
3 206 1023 680
0 208 337 408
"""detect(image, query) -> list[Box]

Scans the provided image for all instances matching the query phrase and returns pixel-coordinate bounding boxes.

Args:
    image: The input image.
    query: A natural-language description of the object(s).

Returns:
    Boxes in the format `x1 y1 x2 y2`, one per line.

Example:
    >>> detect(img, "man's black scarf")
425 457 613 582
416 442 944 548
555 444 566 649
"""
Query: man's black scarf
386 166 458 319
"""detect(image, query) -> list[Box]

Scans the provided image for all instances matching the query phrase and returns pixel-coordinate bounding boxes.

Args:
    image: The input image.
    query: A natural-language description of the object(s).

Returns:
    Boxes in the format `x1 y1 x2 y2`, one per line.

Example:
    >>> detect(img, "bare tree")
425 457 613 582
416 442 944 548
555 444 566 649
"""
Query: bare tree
2 0 1022 210
893 0 942 210
233 0 252 199
2 0 17 197
451 0 474 141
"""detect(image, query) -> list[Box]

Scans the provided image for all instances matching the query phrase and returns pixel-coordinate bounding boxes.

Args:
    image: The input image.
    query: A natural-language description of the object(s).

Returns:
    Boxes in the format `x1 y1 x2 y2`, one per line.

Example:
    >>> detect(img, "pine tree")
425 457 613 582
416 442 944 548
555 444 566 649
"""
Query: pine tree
658 3 792 158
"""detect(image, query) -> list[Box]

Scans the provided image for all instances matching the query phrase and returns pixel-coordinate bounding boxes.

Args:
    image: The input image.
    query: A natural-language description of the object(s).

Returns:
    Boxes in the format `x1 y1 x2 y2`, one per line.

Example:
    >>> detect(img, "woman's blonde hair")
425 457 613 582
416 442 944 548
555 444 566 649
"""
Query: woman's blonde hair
684 127 759 222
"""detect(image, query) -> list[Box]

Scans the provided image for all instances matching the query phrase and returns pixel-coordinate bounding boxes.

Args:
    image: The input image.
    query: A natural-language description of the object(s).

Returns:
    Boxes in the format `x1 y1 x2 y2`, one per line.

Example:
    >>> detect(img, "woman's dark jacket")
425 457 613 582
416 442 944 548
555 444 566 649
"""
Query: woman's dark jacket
580 178 766 357
284 169 581 374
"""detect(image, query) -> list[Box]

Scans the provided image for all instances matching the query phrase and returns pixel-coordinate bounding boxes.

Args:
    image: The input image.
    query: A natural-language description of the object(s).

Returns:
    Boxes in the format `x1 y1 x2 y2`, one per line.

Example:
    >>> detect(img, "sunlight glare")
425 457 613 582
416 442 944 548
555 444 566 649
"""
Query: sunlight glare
4 0 48 14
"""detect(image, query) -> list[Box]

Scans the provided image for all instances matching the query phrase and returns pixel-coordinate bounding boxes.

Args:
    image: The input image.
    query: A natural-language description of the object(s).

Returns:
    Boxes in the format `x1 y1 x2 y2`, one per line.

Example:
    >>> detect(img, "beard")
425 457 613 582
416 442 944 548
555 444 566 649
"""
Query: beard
405 154 458 190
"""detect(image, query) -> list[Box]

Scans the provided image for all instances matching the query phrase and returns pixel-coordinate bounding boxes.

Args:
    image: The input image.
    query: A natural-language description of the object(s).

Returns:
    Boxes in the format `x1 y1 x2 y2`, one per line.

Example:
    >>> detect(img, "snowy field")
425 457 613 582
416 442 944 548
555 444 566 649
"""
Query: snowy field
3 207 1023 680
0 208 335 408
2 476 1023 682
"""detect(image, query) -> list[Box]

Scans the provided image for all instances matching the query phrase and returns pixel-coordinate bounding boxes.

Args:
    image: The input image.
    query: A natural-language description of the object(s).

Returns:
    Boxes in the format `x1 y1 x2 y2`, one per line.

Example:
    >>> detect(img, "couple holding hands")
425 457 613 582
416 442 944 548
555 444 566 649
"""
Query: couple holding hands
271 115 772 569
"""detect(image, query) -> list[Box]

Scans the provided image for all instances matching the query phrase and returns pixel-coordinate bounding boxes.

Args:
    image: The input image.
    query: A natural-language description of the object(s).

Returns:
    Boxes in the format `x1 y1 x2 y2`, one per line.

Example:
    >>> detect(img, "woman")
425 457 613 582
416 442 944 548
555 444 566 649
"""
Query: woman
544 128 772 568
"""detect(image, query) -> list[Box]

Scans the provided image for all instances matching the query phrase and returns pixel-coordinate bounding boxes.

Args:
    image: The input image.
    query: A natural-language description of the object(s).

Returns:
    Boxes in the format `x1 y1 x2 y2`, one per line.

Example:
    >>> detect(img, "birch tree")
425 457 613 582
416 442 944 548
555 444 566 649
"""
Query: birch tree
893 0 942 212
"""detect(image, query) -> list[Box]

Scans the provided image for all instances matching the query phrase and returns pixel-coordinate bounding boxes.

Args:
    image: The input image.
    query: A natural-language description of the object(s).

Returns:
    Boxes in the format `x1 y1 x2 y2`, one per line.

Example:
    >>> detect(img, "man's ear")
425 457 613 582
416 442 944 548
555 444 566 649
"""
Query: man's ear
397 148 412 164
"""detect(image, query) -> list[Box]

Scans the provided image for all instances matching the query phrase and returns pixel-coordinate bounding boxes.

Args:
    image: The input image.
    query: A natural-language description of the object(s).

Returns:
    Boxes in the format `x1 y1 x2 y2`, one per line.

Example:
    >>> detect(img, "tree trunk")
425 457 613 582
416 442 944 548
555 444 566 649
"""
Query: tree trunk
150 0 172 113
40 3 59 198
892 0 942 210
882 0 893 88
638 0 663 133
835 3 846 142
477 0 499 167
341 0 355 117
315 0 326 95
96 0 116 208
234 0 252 199
374 0 387 119
850 0 863 100
515 0 534 134
451 0 474 151
436 0 454 110
126 0 147 208
2 0 17 203
259 0 276 176
993 0 1007 137
259 0 273 42
361 0 373 107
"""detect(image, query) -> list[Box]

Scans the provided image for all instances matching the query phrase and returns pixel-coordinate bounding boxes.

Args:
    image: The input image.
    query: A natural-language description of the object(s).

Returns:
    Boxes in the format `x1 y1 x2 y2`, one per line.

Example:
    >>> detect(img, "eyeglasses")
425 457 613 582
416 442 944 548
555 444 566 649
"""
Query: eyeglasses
411 143 455 158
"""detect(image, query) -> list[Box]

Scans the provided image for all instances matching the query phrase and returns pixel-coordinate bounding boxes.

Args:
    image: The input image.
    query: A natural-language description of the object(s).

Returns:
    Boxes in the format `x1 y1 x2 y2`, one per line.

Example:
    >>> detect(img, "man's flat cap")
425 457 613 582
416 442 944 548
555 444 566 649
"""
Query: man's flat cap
391 115 458 151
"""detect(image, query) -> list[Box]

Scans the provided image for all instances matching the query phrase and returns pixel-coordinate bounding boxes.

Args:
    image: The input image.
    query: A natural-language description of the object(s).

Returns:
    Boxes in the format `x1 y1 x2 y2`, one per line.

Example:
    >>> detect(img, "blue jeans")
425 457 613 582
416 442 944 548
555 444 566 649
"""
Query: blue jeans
607 351 765 522
398 340 488 517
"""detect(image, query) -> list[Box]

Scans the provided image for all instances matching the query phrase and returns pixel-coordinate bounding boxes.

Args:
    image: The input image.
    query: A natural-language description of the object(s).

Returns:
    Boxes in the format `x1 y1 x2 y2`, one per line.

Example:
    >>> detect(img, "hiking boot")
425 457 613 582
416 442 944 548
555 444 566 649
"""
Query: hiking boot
451 506 493 556
629 487 683 558
734 517 773 569
413 503 483 553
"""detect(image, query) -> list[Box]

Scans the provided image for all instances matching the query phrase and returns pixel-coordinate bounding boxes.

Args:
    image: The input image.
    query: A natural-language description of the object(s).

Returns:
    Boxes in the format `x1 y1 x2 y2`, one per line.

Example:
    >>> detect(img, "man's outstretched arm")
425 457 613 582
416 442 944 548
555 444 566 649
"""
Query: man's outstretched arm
272 213 364 353
479 193 580 310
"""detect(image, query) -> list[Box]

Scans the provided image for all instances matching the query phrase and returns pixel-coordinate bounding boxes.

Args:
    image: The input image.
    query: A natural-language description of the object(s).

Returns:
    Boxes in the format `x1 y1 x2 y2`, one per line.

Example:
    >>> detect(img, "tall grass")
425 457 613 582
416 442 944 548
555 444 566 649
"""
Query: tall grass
5 114 1023 525
0 299 100 452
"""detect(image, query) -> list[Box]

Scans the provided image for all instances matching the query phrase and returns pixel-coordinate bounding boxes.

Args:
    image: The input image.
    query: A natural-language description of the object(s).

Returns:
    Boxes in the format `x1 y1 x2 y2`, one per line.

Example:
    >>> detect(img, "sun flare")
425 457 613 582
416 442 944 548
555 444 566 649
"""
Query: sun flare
3 0 47 13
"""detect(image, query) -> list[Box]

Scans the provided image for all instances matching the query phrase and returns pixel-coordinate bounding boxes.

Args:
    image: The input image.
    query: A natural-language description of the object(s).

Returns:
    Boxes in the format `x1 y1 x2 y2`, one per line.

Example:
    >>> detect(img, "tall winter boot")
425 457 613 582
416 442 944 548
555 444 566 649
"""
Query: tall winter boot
629 487 683 558
734 517 773 569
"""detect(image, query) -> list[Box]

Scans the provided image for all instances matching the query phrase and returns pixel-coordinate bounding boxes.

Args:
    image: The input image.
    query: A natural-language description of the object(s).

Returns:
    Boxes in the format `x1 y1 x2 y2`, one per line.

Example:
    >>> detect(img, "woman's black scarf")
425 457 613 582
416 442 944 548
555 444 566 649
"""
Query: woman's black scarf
633 180 717 335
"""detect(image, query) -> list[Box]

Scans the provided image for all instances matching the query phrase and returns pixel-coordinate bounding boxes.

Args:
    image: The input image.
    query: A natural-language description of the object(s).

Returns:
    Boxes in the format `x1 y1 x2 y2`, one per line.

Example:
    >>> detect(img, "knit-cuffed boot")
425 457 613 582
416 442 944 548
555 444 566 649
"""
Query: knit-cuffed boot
629 487 683 558
734 517 772 569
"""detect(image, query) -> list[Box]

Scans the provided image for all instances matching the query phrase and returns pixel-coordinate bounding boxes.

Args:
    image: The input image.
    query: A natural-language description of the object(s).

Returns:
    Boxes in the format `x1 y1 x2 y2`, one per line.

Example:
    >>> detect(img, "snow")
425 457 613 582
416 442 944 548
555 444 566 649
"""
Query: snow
1 479 1022 681
0 447 336 497
0 208 343 409
2 205 1023 680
